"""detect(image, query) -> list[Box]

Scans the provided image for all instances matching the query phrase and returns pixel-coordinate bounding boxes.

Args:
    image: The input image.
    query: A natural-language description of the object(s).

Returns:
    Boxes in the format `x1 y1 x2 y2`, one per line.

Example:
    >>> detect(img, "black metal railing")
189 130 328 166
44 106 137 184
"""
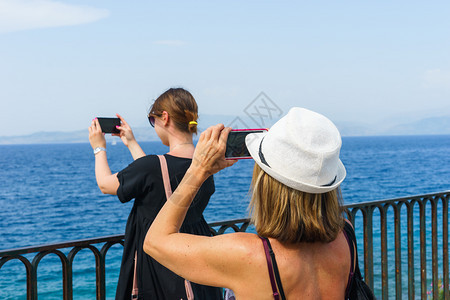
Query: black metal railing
344 191 449 299
1 191 449 299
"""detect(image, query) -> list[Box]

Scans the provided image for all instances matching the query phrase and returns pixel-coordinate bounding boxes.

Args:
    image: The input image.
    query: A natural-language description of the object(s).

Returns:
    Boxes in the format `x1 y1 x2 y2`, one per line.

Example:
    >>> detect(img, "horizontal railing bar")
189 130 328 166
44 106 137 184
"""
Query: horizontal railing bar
0 220 250 257
207 218 250 227
345 191 449 208
0 235 125 257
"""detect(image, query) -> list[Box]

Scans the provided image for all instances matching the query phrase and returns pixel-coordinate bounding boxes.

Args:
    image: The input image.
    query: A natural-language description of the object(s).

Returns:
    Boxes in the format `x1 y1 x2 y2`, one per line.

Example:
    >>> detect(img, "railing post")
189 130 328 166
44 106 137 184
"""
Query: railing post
30 254 40 300
363 206 374 290
443 195 449 300
394 204 402 300
65 260 73 300
419 200 427 299
100 241 124 300
380 205 388 299
431 197 438 300
95 249 106 300
407 201 415 300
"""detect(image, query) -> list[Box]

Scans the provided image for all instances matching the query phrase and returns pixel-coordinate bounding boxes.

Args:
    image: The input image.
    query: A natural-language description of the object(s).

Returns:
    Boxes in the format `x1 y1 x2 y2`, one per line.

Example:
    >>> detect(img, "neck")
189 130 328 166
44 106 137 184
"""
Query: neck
170 142 193 150
167 134 194 158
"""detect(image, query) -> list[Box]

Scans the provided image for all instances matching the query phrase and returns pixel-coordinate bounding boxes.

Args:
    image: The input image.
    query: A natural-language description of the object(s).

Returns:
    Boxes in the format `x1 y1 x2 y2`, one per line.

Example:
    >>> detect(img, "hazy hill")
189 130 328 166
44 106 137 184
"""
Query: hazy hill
1 115 448 145
380 116 450 136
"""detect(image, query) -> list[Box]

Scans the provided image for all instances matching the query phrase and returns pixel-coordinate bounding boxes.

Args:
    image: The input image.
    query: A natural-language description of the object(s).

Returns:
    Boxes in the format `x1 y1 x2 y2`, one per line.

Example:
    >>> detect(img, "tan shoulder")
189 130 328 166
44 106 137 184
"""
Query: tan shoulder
211 232 268 291
213 232 262 253
210 232 266 270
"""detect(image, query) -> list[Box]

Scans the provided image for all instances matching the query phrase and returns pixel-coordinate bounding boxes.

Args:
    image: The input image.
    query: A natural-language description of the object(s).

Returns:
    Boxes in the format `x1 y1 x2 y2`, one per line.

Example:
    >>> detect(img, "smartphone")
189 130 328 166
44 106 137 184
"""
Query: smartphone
225 128 268 160
97 117 121 134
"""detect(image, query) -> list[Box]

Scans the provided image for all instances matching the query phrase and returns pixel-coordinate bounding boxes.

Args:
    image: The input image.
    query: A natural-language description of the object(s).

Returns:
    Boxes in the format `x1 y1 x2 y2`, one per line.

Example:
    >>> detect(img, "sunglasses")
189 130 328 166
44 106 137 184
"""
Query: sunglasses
148 112 165 127
148 115 156 127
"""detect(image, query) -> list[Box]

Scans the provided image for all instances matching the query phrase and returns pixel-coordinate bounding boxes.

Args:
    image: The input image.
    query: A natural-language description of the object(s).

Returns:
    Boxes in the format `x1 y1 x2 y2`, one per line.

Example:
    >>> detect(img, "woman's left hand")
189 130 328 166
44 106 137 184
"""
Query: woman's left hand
113 113 136 147
190 124 237 179
88 118 106 149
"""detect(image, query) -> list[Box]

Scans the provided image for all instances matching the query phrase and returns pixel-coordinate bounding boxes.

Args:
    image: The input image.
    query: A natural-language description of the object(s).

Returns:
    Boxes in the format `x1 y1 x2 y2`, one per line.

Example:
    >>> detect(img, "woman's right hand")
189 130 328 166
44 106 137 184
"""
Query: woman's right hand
113 113 136 147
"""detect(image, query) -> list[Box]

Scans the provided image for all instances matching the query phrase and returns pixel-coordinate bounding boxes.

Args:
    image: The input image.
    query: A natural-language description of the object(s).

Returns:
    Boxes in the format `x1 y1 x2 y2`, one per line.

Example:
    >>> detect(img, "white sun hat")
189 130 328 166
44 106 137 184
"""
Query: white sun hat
245 107 346 194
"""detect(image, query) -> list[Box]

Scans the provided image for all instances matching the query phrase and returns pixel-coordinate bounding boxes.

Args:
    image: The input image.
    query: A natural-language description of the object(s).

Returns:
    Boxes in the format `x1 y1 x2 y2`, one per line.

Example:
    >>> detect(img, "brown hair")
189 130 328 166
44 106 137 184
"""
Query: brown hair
249 163 344 244
149 88 198 134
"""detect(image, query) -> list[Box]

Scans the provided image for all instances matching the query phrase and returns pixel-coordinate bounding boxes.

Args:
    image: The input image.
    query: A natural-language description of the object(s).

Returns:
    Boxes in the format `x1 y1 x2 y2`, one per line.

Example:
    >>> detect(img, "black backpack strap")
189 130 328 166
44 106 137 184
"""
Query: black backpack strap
343 221 356 298
259 236 288 300
259 236 280 299
264 237 287 300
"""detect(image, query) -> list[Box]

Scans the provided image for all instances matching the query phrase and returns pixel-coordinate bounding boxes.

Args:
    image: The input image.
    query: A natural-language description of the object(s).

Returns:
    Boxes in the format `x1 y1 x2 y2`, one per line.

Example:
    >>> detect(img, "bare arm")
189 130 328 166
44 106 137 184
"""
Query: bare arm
125 140 146 160
113 113 146 160
89 118 120 195
144 124 246 288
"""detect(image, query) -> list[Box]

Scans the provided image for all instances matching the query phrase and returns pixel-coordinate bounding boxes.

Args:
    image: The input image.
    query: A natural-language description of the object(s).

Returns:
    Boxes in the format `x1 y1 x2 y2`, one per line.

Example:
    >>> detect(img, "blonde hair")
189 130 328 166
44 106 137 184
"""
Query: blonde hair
249 163 344 243
149 88 198 134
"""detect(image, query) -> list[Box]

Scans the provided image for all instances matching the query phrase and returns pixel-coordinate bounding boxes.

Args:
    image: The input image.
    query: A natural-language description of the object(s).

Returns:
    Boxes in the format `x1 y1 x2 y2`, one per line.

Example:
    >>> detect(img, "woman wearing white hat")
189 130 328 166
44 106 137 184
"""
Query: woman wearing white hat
144 107 353 299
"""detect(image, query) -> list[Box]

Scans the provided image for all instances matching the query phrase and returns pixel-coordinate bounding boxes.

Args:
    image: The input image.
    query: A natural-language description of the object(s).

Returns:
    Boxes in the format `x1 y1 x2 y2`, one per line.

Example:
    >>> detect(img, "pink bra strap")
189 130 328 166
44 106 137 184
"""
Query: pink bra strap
259 236 280 300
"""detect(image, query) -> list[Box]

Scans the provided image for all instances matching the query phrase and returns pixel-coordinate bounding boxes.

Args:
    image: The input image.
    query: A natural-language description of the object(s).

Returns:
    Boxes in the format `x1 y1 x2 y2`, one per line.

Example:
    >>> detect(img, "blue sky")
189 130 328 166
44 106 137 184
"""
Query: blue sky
1 0 449 136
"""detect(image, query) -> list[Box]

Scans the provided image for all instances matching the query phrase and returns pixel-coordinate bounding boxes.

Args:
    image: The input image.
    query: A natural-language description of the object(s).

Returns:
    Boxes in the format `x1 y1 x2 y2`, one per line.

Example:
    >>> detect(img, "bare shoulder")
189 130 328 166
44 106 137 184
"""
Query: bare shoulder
212 232 262 254
209 232 265 273
217 231 259 241
209 232 270 295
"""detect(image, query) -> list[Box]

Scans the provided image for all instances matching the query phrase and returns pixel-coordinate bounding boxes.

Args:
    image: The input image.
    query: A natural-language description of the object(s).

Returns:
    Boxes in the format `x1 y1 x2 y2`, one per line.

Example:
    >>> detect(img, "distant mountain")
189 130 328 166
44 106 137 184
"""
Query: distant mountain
0 130 89 145
380 116 450 136
334 116 450 137
0 127 161 145
1 115 448 145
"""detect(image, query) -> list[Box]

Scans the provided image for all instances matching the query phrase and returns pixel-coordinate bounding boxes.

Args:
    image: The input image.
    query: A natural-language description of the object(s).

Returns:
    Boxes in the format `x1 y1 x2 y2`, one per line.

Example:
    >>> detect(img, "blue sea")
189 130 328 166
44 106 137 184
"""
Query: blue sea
1 135 449 299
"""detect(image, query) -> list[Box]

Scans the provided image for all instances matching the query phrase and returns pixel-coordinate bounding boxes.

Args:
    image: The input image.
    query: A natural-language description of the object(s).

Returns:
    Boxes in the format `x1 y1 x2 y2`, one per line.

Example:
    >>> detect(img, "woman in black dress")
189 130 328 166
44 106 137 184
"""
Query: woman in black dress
88 88 223 299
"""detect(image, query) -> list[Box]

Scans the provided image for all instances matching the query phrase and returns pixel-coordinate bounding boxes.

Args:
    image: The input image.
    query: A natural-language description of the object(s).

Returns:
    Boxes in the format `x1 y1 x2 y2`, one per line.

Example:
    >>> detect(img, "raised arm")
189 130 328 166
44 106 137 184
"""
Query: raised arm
89 118 120 195
114 113 146 160
144 124 251 288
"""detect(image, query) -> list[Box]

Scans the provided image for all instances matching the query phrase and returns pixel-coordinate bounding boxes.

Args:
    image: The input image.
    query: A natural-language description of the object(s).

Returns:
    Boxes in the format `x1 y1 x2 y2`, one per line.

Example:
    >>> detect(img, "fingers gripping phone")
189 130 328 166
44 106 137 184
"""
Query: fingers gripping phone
97 117 121 134
225 129 268 160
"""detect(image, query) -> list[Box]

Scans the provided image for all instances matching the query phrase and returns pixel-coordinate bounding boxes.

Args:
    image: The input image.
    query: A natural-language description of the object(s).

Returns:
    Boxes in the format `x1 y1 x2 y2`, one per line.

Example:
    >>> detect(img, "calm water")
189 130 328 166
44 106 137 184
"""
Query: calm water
1 135 449 299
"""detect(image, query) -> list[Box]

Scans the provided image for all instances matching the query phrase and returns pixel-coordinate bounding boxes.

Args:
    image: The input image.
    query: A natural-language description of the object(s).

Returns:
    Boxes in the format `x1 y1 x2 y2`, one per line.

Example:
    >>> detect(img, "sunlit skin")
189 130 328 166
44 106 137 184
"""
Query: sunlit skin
144 124 351 300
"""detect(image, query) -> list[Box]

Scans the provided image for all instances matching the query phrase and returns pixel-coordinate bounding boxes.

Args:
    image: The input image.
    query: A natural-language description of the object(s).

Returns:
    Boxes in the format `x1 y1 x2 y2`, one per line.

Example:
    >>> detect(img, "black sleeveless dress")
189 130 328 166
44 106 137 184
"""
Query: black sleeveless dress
115 154 223 299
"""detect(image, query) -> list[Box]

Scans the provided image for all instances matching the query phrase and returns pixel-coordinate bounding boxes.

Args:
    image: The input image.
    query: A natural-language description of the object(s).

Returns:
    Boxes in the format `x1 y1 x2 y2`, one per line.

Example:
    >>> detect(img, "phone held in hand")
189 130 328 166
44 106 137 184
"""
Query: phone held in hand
225 128 268 160
97 117 120 134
